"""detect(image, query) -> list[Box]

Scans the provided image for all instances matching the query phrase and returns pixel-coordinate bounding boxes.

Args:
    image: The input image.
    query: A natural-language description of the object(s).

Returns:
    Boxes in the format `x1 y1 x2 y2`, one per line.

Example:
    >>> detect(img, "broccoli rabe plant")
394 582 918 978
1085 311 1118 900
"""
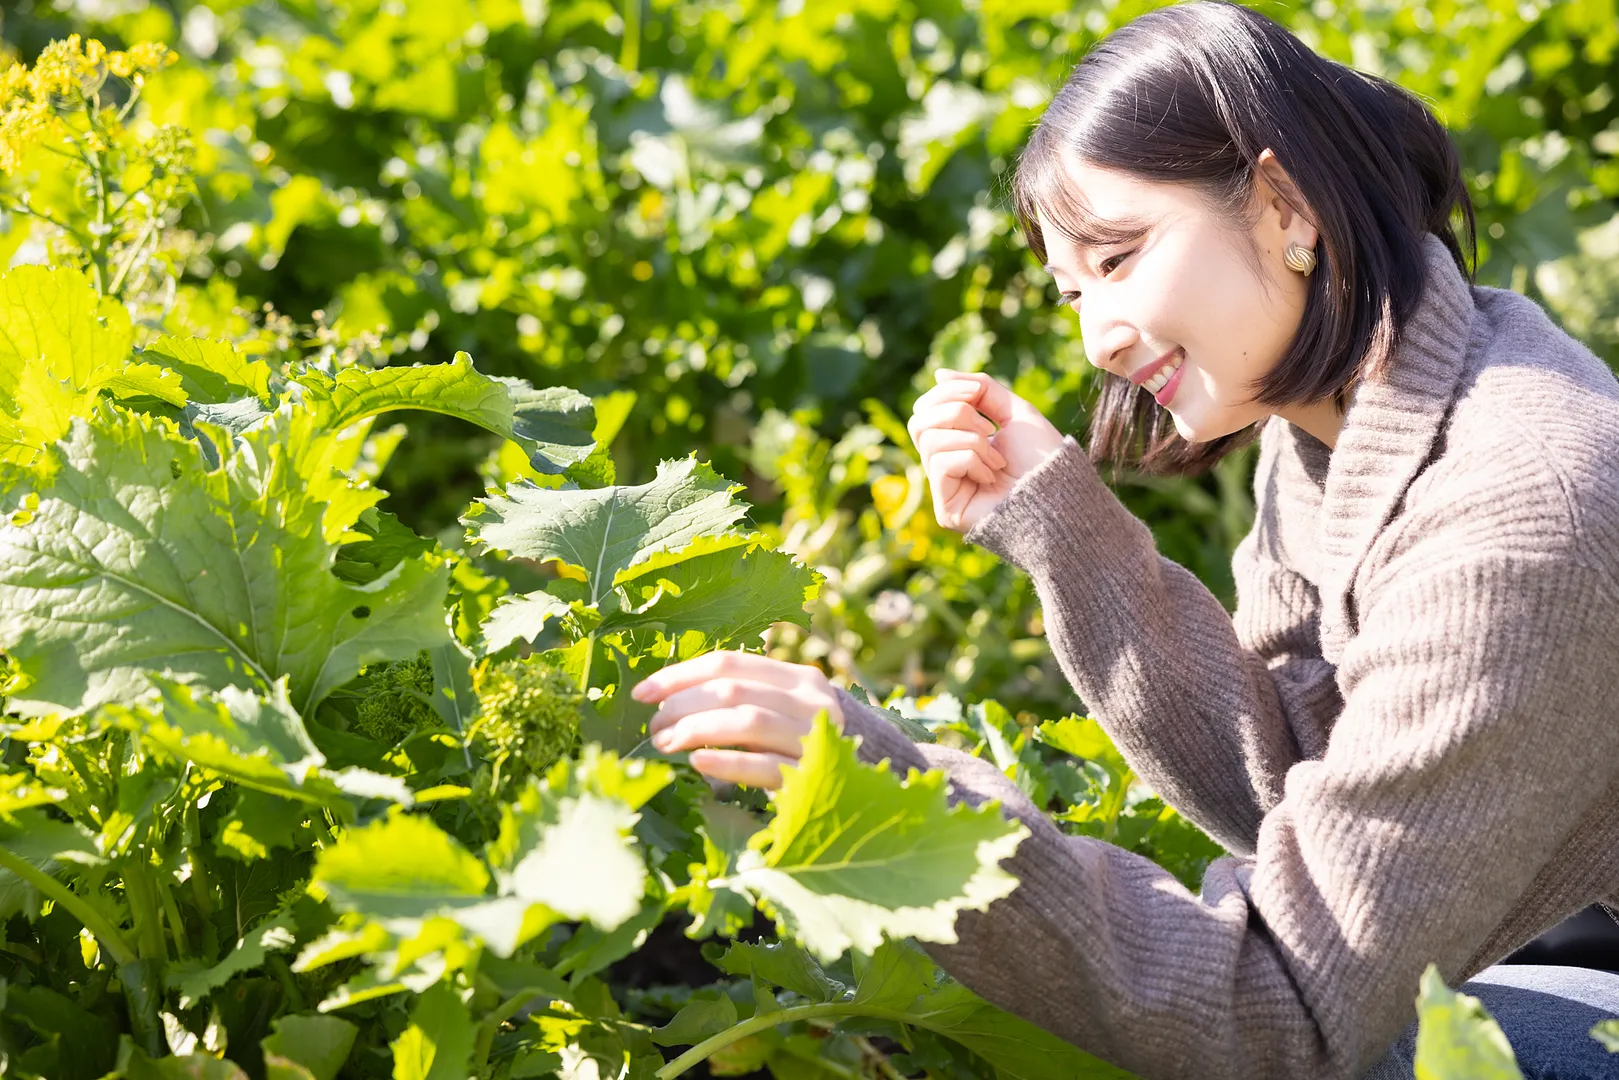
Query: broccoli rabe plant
351 652 440 748
0 258 1144 1079
468 656 584 787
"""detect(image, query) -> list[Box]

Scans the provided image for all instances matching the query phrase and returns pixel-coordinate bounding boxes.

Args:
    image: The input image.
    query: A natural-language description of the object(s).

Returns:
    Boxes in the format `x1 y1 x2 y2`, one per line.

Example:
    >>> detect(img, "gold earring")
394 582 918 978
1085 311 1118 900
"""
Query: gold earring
1284 241 1317 276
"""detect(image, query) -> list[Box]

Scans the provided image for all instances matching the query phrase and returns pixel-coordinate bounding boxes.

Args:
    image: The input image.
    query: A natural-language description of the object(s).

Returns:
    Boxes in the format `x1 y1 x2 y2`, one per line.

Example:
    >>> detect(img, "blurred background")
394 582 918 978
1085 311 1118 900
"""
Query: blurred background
1 0 1615 731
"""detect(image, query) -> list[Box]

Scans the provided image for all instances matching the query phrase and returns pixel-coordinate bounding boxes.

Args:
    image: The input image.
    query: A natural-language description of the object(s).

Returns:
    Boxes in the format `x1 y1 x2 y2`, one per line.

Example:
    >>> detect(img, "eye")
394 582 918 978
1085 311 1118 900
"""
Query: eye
1056 289 1081 308
1098 248 1135 276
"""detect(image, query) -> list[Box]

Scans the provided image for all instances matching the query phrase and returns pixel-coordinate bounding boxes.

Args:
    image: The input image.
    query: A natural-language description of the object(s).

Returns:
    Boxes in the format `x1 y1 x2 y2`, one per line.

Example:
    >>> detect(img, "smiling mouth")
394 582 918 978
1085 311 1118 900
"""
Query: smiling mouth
1141 350 1183 395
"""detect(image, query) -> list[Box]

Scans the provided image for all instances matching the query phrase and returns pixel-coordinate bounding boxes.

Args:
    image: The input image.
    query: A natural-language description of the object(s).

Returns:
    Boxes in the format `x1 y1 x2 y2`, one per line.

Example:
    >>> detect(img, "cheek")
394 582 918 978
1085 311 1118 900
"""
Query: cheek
1180 264 1298 397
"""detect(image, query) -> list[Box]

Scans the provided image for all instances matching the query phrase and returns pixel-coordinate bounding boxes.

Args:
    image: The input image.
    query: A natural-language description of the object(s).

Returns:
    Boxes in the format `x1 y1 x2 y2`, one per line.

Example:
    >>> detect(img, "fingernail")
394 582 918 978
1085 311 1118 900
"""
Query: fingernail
652 731 674 751
632 681 655 701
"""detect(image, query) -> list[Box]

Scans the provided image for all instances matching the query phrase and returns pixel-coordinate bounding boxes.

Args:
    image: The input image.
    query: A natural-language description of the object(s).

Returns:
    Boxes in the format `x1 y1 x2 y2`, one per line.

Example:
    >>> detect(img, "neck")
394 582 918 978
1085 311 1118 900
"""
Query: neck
1275 395 1346 450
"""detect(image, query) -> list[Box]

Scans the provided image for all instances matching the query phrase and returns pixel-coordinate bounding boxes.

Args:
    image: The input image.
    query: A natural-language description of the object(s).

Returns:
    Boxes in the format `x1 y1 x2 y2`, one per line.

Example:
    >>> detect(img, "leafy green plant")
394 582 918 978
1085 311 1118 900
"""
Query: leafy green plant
1411 965 1523 1080
2 5 1612 1074
0 251 1145 1078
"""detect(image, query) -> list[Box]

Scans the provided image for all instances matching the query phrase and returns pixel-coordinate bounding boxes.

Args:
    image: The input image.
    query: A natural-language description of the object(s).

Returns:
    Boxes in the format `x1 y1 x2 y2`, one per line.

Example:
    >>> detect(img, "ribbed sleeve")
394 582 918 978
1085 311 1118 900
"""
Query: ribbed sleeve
956 434 1341 855
836 531 1619 1079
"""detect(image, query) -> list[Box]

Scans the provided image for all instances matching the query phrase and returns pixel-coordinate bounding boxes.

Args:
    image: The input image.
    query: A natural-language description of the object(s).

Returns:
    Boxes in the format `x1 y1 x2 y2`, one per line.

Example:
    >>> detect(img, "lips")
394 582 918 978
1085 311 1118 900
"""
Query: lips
1128 348 1183 387
1152 358 1186 407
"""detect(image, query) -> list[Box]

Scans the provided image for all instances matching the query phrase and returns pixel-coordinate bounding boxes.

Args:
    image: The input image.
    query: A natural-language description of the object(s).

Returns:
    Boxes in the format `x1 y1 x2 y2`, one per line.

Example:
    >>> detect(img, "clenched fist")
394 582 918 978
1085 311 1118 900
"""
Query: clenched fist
907 369 1067 532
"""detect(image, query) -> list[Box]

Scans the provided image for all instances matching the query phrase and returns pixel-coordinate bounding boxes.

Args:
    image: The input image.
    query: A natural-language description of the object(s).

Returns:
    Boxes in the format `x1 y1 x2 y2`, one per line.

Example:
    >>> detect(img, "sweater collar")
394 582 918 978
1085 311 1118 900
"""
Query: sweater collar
1286 233 1477 654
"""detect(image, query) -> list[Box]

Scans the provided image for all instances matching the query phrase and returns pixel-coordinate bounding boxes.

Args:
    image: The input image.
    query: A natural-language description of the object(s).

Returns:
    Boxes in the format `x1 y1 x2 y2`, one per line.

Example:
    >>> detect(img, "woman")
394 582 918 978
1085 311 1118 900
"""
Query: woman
632 2 1619 1077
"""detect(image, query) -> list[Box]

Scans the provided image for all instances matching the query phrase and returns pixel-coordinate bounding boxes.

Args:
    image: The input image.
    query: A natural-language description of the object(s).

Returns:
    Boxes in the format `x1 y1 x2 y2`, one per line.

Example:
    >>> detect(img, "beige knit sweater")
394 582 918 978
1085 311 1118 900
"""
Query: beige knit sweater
834 232 1619 1079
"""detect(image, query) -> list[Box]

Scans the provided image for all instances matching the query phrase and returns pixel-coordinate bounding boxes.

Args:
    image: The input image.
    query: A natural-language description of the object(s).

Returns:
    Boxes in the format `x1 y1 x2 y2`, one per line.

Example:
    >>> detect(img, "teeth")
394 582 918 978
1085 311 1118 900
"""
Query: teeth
1143 354 1183 393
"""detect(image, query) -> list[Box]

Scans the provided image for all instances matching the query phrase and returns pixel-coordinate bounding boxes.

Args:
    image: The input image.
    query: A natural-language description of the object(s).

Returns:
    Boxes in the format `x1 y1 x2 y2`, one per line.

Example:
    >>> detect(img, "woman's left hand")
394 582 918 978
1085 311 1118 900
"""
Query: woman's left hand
631 651 846 790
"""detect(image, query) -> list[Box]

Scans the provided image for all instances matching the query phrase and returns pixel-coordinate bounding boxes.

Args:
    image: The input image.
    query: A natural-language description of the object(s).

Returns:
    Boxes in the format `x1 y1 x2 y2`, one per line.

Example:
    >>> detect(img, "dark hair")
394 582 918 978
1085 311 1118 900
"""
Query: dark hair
1012 0 1476 476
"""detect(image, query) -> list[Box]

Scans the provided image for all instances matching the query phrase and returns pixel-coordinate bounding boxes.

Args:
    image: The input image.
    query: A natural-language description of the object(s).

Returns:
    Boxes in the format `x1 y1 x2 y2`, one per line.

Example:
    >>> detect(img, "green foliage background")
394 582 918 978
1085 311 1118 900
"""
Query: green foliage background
3 0 1606 731
6 0 1616 729
0 0 1614 1076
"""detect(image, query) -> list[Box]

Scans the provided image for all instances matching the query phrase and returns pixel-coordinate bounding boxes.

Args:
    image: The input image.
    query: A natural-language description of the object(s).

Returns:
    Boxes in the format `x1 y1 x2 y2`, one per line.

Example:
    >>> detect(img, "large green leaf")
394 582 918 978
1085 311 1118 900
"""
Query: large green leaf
0 266 184 469
142 337 276 405
723 714 1026 961
391 981 475 1080
299 351 595 473
261 1015 358 1080
485 748 672 952
135 679 327 801
312 813 490 924
167 911 297 1009
600 537 821 642
463 456 749 605
480 589 575 653
1413 965 1524 1080
0 407 450 716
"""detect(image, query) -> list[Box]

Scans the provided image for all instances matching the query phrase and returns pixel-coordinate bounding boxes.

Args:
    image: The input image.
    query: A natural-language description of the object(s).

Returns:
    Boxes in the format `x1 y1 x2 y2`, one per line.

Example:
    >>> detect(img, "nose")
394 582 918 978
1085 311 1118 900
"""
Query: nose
1084 321 1141 381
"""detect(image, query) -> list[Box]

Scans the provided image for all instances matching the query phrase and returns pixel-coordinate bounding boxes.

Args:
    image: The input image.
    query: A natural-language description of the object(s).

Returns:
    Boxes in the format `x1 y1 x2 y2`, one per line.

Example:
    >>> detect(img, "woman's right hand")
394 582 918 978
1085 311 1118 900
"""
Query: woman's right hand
907 369 1068 533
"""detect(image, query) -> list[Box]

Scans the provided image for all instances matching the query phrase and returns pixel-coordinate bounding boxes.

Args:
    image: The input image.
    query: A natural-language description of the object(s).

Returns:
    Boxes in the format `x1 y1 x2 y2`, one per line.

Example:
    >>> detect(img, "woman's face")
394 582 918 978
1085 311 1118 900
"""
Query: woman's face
1037 154 1328 445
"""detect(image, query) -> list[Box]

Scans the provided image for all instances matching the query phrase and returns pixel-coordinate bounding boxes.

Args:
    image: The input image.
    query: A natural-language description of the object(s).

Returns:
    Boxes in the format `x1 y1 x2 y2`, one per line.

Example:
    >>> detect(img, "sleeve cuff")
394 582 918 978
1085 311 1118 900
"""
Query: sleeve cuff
962 434 1151 579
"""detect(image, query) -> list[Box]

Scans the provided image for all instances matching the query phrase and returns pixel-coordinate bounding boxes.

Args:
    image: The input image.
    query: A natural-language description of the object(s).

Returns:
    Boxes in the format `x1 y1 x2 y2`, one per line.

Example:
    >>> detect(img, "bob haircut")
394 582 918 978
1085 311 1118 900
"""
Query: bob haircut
1013 0 1477 476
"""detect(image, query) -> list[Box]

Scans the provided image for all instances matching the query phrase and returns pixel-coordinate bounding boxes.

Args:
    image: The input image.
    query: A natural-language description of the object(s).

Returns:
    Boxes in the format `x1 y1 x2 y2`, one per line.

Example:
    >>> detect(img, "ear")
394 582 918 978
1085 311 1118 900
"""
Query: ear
1255 148 1319 248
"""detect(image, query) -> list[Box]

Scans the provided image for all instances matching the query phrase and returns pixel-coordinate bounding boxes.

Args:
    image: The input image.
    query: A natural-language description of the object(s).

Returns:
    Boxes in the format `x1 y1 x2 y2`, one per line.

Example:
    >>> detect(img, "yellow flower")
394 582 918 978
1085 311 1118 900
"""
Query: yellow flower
127 43 178 74
0 63 29 105
29 35 95 99
0 99 56 173
871 474 912 530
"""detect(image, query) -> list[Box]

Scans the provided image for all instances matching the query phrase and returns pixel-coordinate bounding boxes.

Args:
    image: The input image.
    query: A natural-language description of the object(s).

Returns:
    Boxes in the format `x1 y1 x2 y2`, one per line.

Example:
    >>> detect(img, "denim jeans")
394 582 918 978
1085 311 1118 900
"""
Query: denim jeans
1360 965 1619 1079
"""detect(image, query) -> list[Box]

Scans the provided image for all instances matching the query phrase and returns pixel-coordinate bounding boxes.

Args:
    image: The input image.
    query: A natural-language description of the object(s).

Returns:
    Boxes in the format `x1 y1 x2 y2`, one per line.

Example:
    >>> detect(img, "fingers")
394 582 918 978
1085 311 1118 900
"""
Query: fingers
916 428 1006 478
907 398 996 444
928 469 971 531
650 705 811 757
929 445 1000 487
632 650 814 704
687 749 796 790
930 369 1021 426
648 680 820 735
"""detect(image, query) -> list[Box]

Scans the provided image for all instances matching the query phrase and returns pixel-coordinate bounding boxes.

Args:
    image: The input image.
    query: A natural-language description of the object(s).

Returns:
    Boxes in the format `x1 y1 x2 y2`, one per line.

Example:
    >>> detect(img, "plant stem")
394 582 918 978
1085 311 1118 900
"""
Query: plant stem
1100 767 1134 844
657 1003 861 1079
858 1037 909 1080
85 105 112 293
122 861 170 963
107 210 161 298
579 631 597 692
473 983 556 1072
267 953 305 1012
183 798 215 916
0 197 77 236
184 813 219 959
155 872 189 959
655 999 998 1080
0 844 136 966
116 82 145 123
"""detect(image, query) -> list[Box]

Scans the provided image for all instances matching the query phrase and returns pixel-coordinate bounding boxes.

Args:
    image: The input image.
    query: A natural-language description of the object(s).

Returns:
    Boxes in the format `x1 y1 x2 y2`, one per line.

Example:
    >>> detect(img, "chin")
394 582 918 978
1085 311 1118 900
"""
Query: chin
1170 411 1201 442
1171 404 1251 444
